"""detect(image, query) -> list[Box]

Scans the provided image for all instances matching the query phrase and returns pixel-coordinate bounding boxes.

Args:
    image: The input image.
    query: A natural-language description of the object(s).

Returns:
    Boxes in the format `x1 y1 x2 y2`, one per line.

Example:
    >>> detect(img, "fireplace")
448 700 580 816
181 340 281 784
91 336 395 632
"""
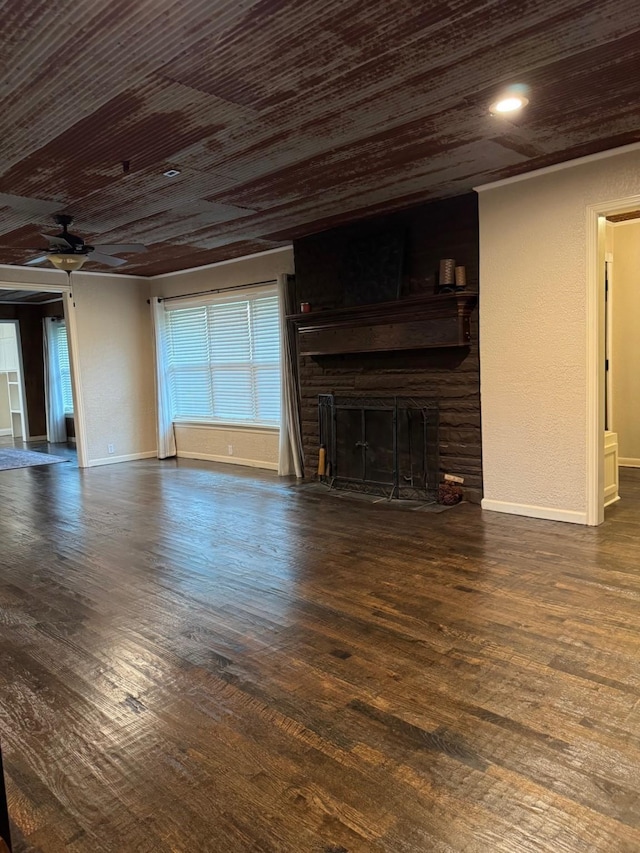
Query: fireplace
293 193 482 500
318 395 439 500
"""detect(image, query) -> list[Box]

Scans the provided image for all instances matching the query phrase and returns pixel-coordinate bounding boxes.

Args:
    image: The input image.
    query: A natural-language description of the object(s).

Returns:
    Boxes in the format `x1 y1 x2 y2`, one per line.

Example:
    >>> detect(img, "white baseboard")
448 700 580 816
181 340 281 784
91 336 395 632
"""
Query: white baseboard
604 494 621 508
176 450 278 471
86 450 157 468
619 457 640 468
0 428 11 436
481 498 587 525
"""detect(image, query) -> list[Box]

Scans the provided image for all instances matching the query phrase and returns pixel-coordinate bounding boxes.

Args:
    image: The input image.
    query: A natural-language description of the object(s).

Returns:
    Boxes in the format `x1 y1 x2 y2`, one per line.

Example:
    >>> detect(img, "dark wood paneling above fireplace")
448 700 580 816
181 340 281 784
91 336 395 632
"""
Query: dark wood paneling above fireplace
289 293 477 355
293 192 482 501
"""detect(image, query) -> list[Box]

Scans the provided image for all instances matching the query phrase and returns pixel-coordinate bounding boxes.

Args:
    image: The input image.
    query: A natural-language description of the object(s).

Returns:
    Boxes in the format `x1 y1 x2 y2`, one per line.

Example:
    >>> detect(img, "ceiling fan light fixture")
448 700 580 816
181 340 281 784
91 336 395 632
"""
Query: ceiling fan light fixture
47 253 88 272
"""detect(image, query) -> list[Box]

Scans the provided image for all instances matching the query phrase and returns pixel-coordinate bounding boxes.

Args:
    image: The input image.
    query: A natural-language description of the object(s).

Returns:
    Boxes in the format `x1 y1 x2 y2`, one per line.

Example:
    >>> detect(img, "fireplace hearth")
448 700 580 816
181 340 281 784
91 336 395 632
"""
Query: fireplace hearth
318 395 439 500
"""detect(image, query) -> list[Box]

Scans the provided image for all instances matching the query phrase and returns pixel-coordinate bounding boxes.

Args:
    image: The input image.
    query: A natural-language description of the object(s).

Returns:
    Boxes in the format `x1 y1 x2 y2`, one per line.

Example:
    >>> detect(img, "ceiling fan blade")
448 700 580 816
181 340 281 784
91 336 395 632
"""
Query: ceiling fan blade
41 234 72 250
88 252 127 267
92 243 146 254
24 255 49 266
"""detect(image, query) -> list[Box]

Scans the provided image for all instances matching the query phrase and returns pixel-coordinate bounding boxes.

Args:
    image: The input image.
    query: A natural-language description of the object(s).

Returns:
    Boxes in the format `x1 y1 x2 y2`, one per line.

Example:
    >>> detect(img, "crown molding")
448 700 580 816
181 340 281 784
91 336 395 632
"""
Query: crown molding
1 244 293 284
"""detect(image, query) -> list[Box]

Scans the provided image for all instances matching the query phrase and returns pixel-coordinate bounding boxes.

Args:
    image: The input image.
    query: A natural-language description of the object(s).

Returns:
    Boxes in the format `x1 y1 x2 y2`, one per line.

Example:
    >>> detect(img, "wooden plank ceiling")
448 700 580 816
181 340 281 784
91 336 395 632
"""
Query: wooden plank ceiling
607 210 640 223
0 288 62 305
1 0 639 276
0 290 61 304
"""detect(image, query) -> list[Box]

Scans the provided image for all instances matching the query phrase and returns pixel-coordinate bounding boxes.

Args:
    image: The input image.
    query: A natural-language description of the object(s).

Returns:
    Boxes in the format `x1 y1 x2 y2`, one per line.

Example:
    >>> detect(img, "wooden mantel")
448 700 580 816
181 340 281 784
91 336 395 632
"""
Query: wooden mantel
288 291 477 356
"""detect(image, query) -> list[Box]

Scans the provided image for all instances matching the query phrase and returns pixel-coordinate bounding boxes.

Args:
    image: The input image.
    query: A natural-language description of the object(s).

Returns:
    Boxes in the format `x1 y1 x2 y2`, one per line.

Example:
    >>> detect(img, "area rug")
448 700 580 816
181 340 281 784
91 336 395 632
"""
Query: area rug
0 449 69 471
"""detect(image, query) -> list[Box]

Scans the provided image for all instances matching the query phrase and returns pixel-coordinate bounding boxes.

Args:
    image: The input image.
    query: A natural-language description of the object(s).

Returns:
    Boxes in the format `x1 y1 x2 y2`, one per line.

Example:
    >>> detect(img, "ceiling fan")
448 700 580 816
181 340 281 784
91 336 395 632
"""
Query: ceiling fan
3 214 146 274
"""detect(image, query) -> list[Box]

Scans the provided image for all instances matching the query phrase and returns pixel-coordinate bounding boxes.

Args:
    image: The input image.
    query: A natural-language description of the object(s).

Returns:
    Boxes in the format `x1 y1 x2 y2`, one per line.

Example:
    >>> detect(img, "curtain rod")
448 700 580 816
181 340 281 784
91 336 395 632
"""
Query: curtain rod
150 278 278 304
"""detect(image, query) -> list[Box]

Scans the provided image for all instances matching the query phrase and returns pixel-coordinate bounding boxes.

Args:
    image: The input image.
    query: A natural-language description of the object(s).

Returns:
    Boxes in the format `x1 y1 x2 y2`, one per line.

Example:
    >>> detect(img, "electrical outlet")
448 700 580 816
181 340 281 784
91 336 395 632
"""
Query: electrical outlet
107 444 115 454
227 444 233 455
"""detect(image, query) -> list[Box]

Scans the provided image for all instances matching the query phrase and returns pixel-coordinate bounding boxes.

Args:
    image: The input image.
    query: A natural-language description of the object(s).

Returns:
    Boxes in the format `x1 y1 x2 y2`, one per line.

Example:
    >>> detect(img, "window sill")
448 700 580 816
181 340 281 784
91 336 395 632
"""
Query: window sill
173 420 279 433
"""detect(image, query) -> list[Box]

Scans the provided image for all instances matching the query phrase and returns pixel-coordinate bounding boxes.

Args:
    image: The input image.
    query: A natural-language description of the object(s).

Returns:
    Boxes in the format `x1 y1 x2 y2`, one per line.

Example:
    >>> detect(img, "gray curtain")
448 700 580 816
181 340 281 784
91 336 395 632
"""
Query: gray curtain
277 274 304 477
150 298 177 459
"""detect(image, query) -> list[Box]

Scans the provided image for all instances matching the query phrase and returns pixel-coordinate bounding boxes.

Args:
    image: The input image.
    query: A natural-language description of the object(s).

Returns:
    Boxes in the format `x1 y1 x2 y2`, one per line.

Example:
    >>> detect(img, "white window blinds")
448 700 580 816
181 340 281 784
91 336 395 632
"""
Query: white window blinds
54 322 73 415
165 288 280 426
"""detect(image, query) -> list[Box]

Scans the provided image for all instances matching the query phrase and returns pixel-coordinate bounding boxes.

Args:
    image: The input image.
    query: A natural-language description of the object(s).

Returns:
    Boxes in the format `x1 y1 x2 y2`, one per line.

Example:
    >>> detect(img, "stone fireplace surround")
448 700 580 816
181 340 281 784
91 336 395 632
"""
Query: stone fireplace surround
292 192 482 503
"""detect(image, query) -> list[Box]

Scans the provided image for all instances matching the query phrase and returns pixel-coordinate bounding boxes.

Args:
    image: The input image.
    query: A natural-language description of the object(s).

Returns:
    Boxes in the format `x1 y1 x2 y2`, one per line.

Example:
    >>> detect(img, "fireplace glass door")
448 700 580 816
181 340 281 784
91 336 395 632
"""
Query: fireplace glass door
335 406 395 487
320 395 438 500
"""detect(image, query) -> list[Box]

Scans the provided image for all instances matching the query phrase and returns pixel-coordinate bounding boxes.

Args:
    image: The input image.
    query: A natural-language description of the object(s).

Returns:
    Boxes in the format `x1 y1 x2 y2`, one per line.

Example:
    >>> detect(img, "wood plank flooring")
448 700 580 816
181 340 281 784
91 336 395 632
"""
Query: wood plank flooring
1 457 640 852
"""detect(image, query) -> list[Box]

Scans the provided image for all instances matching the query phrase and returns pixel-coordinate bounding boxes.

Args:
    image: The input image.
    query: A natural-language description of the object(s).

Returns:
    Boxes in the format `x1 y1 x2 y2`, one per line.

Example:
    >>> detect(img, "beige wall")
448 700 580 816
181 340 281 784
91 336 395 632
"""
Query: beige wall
0 248 294 471
155 249 293 299
70 273 156 465
479 147 640 523
152 248 294 470
174 423 279 470
611 220 640 464
0 267 157 465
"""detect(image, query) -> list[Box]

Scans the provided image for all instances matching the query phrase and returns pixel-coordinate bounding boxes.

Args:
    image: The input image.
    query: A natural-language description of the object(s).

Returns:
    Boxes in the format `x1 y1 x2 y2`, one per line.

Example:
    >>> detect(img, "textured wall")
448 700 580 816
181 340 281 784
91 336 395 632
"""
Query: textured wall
294 194 481 499
156 249 294 299
73 275 157 464
153 248 294 470
0 268 155 460
611 220 640 463
479 147 640 520
174 424 279 469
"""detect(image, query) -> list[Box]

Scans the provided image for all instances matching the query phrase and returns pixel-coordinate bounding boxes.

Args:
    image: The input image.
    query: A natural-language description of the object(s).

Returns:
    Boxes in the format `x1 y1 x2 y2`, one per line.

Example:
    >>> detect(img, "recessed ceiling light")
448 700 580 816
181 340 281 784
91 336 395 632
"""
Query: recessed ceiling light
163 169 181 177
490 87 529 115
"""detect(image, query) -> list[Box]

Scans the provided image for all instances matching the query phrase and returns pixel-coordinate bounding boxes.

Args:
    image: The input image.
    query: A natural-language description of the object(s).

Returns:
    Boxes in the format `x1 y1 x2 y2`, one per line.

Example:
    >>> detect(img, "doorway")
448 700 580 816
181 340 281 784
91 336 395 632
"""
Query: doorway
0 284 87 465
0 320 28 441
604 212 640 507
587 192 640 524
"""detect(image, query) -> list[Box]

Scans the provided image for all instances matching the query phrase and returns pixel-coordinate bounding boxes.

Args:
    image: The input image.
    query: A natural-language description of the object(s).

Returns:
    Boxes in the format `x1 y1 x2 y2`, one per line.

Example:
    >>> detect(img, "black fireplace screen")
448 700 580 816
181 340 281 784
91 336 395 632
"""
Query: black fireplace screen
318 395 439 499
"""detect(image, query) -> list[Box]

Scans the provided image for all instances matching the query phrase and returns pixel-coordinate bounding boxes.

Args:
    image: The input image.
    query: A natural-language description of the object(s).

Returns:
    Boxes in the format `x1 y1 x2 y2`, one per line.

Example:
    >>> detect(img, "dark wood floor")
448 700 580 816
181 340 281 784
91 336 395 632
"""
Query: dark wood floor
1 458 640 853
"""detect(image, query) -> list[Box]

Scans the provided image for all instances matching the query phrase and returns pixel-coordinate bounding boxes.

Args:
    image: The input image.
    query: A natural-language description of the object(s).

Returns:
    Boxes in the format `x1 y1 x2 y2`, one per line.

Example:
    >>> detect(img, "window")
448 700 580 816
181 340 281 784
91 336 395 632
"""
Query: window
165 289 280 426
54 322 73 414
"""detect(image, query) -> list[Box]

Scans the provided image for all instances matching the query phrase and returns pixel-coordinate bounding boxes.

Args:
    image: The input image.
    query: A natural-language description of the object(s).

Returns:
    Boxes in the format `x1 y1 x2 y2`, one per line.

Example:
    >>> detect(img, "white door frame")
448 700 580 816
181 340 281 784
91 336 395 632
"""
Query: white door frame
63 289 89 468
586 193 640 525
0 281 89 467
605 252 614 433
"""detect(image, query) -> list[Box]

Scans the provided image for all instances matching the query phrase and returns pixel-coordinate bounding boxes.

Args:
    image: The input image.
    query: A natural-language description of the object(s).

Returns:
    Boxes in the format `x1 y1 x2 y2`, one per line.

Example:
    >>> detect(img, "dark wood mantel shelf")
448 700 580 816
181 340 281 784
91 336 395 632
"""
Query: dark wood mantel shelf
288 291 478 356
